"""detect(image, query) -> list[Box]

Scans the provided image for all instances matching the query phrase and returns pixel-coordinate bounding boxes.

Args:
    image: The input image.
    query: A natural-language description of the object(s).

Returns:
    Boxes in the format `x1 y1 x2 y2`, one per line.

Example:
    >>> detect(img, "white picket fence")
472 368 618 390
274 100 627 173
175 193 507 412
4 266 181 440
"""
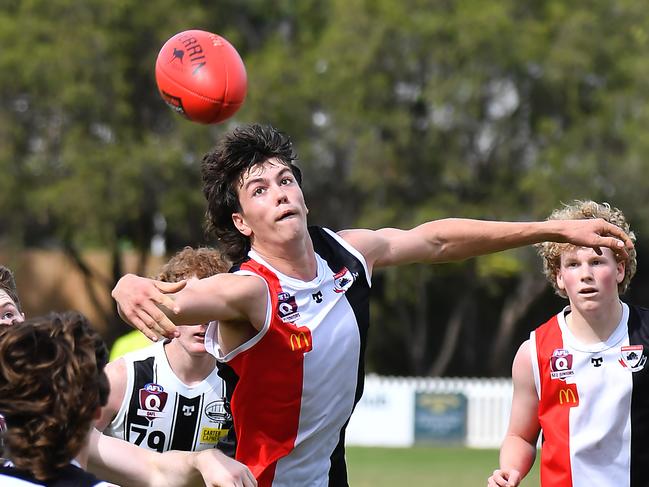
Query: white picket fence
345 375 513 448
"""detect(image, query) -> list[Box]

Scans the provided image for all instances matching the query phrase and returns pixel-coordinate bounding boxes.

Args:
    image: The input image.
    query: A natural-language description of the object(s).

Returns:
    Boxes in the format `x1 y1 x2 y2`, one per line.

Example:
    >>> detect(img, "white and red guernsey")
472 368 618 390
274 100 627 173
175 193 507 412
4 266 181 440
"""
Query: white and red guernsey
206 227 371 487
530 302 649 487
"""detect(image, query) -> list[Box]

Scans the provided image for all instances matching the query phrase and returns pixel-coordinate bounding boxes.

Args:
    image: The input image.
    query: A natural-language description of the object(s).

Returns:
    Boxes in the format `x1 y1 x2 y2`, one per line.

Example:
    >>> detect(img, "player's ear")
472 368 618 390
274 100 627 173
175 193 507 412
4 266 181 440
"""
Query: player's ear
232 212 252 237
556 271 565 292
616 260 626 284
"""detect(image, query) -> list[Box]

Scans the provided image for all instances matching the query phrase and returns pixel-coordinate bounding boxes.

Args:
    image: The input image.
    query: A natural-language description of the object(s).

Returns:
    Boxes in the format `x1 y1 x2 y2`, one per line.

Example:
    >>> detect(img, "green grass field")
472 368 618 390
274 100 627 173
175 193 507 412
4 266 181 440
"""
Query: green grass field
347 446 540 487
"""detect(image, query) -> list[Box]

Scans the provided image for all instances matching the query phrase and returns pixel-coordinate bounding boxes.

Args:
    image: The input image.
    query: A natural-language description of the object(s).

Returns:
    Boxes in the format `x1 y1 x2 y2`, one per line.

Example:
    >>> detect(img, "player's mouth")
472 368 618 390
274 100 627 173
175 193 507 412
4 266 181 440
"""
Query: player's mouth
276 209 298 221
578 287 598 296
194 332 206 341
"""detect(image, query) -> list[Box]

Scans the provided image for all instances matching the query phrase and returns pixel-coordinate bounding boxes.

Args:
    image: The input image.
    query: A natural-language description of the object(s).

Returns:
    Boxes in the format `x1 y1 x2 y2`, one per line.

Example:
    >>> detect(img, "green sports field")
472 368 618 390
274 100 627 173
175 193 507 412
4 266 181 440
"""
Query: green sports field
347 446 540 487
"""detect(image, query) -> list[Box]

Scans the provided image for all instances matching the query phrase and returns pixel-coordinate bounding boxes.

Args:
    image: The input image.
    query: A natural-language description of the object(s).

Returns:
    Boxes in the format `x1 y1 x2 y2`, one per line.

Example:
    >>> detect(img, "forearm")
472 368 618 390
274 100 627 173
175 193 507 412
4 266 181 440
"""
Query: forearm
87 429 201 487
499 434 537 479
412 218 559 263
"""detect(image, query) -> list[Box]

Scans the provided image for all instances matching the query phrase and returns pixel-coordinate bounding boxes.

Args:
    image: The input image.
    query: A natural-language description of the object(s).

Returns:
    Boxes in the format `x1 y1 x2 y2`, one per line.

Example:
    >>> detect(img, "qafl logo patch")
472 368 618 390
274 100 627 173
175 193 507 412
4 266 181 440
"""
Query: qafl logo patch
550 349 575 380
619 345 647 372
137 383 168 419
277 292 300 323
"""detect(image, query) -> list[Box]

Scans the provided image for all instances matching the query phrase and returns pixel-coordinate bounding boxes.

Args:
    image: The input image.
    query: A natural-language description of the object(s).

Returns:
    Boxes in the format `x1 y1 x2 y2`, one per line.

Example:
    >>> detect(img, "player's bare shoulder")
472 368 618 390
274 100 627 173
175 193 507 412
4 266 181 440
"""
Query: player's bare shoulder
338 228 393 270
511 339 535 388
97 357 128 431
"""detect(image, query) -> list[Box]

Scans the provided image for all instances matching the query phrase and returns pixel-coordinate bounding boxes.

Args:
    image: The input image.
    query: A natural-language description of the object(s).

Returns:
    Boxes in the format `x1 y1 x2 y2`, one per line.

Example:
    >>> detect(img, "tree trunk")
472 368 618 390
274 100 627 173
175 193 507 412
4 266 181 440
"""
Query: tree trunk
427 280 475 377
489 273 547 375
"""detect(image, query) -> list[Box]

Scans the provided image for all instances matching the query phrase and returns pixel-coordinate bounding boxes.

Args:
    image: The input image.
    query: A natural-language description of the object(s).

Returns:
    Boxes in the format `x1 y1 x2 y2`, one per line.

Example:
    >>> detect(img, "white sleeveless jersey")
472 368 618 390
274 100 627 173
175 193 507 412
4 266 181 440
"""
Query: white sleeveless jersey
531 302 649 487
104 340 231 452
205 226 372 487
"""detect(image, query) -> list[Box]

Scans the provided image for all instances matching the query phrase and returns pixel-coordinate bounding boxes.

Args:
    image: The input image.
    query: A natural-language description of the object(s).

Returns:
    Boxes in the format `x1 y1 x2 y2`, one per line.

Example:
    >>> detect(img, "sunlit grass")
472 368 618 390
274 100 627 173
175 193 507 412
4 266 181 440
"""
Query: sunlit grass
347 446 540 487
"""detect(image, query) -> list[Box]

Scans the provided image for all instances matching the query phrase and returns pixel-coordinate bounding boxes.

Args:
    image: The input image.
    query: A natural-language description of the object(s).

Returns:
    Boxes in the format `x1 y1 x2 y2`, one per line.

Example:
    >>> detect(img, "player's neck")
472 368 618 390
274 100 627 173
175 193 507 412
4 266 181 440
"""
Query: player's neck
73 428 92 470
252 234 317 281
164 341 216 386
565 299 623 344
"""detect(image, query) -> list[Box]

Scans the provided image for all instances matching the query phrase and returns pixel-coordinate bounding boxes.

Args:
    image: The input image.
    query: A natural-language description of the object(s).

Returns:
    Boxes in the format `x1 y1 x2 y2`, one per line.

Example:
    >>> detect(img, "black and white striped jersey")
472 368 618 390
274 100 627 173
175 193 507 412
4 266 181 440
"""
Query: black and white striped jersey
104 341 231 452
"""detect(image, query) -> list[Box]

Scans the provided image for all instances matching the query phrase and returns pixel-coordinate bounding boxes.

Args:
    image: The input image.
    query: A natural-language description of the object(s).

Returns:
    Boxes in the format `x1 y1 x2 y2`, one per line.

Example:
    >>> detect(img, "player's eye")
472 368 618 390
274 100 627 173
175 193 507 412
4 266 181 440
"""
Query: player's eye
0 311 16 324
280 176 293 185
252 186 265 196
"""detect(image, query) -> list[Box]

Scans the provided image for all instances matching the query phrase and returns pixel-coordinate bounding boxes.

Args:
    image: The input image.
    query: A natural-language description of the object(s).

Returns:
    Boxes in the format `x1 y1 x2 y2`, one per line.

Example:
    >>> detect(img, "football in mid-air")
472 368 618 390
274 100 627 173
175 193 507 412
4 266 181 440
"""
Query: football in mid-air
155 30 247 124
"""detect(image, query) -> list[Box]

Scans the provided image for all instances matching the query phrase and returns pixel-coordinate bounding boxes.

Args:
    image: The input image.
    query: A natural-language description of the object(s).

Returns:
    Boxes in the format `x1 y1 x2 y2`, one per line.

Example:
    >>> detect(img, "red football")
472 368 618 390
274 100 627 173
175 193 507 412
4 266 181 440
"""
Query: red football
155 30 247 124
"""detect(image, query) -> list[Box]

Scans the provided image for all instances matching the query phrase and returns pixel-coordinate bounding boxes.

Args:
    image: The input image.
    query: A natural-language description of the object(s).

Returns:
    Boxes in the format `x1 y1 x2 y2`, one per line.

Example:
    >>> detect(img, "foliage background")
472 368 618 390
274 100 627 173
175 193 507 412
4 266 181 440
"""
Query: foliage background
2 0 649 376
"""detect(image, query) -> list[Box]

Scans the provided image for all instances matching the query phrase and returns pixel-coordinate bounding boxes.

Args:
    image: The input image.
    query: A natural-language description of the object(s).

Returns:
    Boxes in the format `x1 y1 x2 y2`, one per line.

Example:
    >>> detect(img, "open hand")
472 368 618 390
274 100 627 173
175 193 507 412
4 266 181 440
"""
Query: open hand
111 274 185 340
561 218 634 259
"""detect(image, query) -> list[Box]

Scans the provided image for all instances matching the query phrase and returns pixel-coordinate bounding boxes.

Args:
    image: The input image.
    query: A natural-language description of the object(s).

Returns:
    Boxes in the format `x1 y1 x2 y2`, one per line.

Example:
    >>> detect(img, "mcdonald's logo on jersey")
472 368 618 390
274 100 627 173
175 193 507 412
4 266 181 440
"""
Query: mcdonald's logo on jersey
289 328 313 353
137 383 168 419
558 384 579 406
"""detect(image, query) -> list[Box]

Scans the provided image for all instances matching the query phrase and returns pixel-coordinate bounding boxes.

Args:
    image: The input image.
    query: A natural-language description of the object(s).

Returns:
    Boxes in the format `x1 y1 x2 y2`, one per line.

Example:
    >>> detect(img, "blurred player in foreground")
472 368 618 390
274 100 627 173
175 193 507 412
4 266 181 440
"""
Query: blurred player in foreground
0 311 113 486
488 201 646 487
111 124 634 486
0 266 255 487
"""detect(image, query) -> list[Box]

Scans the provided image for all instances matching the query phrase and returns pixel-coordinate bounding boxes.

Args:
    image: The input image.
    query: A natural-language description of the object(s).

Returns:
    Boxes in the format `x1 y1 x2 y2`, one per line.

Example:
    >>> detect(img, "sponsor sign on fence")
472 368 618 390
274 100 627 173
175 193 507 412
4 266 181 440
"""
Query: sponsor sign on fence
346 375 512 448
414 392 467 444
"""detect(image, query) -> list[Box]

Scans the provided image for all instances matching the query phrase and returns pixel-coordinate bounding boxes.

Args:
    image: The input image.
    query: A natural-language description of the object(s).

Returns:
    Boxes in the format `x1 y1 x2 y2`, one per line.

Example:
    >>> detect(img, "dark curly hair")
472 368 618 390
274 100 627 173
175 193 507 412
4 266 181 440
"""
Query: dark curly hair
0 311 109 482
201 123 302 264
0 265 22 313
157 246 230 283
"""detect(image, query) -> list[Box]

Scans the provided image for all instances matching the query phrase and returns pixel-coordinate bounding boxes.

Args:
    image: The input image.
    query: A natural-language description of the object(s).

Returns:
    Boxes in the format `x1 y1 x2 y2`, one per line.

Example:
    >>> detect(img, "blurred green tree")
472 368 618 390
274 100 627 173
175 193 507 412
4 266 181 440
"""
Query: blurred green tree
2 0 649 373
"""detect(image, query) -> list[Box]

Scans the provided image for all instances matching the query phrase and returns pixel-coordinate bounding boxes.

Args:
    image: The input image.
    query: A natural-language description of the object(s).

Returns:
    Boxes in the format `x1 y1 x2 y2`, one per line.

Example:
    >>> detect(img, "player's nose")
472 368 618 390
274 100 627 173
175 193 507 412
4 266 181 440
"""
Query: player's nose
272 184 289 204
579 264 594 280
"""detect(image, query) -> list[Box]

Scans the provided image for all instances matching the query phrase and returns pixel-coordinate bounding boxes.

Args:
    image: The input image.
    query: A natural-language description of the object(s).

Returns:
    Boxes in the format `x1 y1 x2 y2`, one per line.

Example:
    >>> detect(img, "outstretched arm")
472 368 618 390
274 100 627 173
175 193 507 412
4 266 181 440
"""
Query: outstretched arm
487 340 540 487
340 217 633 271
111 272 267 343
87 429 257 487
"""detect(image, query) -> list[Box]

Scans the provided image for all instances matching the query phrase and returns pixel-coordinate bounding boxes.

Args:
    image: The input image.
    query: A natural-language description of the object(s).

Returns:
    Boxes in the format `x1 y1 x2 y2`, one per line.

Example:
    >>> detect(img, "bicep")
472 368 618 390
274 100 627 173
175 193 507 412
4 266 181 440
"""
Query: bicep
339 228 413 270
506 341 540 443
172 274 268 327
340 225 449 269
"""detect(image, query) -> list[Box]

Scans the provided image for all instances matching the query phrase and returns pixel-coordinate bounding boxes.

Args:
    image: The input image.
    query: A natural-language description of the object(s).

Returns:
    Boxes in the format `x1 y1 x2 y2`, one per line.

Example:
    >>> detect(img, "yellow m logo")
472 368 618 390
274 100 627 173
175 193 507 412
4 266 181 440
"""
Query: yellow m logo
558 388 578 406
290 332 310 351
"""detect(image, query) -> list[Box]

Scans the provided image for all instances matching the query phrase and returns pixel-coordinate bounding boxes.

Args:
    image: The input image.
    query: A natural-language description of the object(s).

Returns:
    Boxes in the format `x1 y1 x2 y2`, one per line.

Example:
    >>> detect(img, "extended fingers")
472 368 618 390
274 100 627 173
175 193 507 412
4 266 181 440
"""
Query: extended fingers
604 221 634 249
488 470 508 487
136 307 178 339
129 314 162 342
244 467 258 487
594 236 628 260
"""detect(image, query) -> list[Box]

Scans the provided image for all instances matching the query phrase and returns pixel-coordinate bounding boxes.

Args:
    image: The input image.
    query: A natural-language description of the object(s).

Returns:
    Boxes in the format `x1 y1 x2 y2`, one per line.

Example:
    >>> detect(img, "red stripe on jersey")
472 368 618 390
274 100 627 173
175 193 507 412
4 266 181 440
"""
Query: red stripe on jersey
228 260 306 486
535 315 574 487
